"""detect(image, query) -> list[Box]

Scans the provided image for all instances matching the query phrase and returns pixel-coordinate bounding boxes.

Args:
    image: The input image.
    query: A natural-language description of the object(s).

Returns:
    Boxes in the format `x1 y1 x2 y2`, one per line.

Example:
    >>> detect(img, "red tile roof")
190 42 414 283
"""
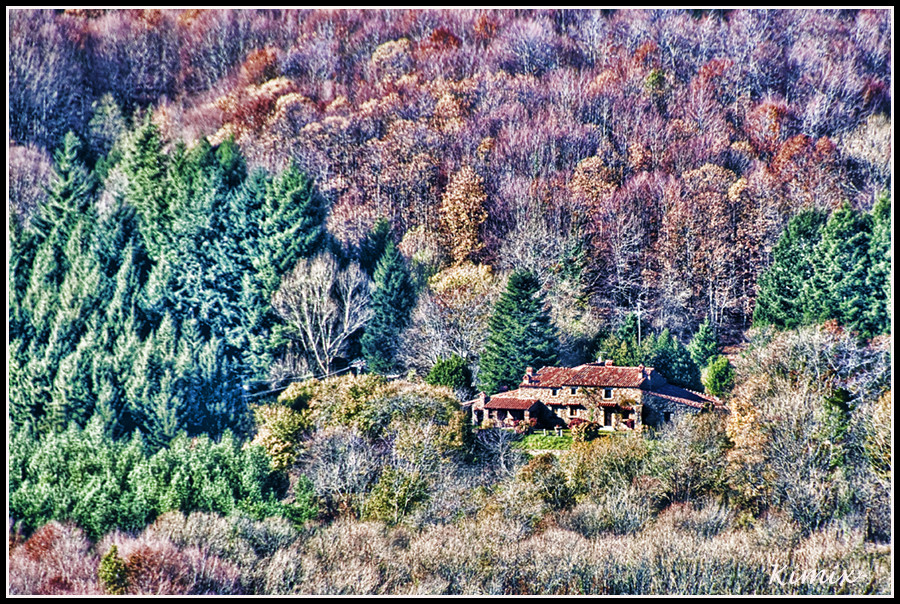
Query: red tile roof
525 363 653 388
647 383 720 410
483 395 540 410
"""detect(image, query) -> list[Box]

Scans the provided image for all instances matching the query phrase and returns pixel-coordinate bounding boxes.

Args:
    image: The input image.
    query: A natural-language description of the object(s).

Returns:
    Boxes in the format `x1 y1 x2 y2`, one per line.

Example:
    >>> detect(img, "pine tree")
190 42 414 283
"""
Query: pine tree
48 323 101 431
88 93 127 174
9 212 38 346
125 314 183 450
704 355 735 397
688 318 719 369
12 132 103 433
214 135 248 192
361 242 416 373
753 209 827 329
600 312 652 366
360 217 392 277
864 190 891 337
478 270 558 394
806 202 873 332
649 329 703 392
238 165 329 384
121 118 170 259
261 162 328 278
31 131 96 252
98 544 129 595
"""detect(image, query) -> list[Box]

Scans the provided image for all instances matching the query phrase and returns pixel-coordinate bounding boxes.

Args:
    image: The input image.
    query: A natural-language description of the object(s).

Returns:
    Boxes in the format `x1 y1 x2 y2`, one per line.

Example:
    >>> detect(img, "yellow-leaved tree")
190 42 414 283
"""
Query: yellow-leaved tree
440 166 488 265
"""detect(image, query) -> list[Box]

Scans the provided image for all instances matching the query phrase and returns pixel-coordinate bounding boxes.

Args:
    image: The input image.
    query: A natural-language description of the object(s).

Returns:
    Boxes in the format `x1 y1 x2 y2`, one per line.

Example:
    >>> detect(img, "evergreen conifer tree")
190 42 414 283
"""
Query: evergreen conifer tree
688 318 719 369
478 270 558 394
649 329 703 392
261 163 327 278
121 118 170 258
805 202 873 332
125 314 183 450
753 209 827 329
864 190 891 337
359 217 392 277
361 242 416 373
704 355 735 397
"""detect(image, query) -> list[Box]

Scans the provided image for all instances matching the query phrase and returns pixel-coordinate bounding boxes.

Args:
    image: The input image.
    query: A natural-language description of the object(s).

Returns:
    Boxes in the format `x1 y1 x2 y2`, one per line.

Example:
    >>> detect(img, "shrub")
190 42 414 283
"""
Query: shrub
8 521 102 595
299 374 460 440
648 413 731 504
662 499 735 538
425 355 472 390
301 425 381 516
249 404 309 470
561 435 649 499
98 532 243 595
513 417 537 435
517 454 575 510
570 420 602 442
704 355 735 397
478 479 548 540
558 487 655 537
98 544 129 594
364 467 430 525
237 475 319 528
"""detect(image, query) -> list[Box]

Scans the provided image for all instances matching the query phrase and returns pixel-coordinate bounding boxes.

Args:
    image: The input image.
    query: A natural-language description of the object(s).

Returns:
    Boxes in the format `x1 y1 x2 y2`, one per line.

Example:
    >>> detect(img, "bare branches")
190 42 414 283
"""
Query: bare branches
272 253 373 375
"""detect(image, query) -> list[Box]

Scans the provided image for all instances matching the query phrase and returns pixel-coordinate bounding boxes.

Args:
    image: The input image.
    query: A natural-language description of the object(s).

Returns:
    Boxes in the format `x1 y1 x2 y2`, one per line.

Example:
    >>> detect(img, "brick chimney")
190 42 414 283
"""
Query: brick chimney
605 359 614 366
638 364 646 379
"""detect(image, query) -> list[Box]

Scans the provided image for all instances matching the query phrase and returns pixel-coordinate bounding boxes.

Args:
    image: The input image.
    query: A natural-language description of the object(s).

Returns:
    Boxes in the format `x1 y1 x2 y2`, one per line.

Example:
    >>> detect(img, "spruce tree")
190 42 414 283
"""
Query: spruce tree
805 202 873 332
649 329 703 392
688 318 719 369
704 355 735 397
240 165 329 384
12 132 103 433
362 242 416 374
31 131 96 255
125 314 183 450
121 118 170 259
864 190 891 337
478 270 558 394
359 217 392 277
261 163 327 278
753 209 827 330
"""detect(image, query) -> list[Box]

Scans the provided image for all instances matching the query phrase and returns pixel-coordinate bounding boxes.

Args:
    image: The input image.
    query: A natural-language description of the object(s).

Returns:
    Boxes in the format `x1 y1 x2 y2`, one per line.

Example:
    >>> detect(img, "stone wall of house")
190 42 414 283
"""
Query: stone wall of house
513 386 645 429
517 386 643 410
640 393 701 427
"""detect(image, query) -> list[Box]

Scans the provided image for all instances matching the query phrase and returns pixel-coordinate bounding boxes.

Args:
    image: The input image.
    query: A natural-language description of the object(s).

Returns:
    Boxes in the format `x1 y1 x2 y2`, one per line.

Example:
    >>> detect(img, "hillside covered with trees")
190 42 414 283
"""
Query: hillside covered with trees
7 8 892 595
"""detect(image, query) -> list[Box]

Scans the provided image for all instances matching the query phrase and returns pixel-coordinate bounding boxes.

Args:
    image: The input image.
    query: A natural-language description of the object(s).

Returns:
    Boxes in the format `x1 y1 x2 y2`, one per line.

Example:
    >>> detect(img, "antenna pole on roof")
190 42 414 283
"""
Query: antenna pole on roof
636 300 643 349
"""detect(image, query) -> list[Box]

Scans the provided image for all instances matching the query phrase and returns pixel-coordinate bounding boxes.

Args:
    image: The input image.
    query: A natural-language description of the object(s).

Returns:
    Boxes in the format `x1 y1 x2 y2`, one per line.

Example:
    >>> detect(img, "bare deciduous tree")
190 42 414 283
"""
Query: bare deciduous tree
475 428 526 478
273 253 373 375
301 426 382 514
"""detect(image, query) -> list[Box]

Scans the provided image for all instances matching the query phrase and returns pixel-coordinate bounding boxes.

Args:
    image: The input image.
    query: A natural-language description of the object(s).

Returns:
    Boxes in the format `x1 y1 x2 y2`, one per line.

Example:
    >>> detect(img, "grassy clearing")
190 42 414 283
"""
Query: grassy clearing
515 432 574 450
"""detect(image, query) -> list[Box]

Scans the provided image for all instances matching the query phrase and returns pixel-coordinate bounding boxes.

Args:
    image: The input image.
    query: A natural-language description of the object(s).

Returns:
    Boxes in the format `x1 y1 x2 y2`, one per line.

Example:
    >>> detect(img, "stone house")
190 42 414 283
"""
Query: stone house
465 360 723 432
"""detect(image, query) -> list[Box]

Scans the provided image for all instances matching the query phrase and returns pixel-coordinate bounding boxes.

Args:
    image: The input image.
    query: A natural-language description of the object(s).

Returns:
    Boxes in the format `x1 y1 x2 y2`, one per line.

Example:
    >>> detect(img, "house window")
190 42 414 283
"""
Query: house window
551 388 559 396
664 411 672 422
570 387 578 395
568 407 577 417
603 388 613 399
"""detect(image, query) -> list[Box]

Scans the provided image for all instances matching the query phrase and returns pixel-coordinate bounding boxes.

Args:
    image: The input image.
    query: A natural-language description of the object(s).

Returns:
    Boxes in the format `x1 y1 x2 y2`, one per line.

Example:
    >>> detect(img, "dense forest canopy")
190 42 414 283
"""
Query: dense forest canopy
6 8 893 596
10 8 891 338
